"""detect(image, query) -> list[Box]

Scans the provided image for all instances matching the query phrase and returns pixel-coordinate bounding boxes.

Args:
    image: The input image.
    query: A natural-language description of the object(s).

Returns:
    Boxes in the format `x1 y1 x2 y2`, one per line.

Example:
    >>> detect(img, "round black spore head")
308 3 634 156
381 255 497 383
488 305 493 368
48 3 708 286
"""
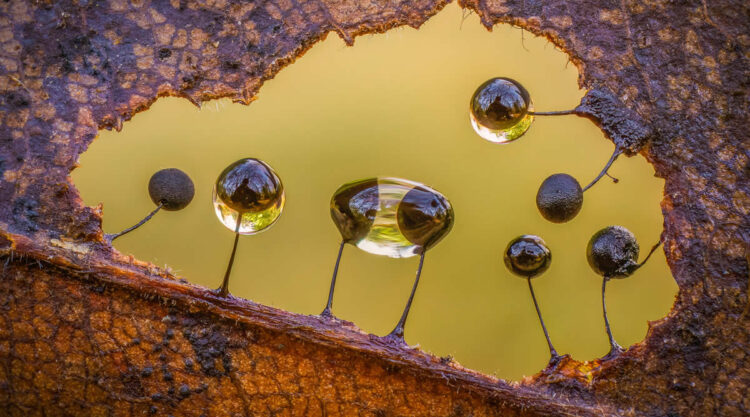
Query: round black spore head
536 173 583 223
215 158 284 213
504 235 551 278
587 226 640 278
148 168 195 211
470 77 531 130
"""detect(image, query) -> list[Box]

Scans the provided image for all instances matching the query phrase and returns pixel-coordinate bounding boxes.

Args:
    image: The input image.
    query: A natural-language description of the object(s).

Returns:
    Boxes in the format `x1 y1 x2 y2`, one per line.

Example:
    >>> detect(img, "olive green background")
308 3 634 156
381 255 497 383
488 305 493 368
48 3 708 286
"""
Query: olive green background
73 4 676 381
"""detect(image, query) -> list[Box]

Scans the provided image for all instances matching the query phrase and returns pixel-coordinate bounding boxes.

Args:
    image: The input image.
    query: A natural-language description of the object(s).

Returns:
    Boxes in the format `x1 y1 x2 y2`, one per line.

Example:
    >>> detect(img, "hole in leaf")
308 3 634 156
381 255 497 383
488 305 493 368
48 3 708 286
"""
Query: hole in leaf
72 4 676 381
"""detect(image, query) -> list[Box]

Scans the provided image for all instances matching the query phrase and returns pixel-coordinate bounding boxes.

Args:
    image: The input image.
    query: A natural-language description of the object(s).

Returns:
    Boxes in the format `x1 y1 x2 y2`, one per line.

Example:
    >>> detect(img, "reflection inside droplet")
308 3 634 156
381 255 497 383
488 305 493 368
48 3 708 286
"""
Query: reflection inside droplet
212 194 285 234
504 235 552 278
213 158 285 235
330 177 453 258
470 77 534 143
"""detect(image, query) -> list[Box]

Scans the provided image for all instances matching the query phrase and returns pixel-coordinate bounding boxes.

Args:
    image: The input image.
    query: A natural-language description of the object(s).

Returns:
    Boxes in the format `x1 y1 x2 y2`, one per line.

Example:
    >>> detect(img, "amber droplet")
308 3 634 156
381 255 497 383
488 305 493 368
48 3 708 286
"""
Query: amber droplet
330 178 379 245
323 177 453 339
213 158 285 235
330 177 453 258
470 77 534 143
397 186 454 250
504 235 552 278
213 158 285 297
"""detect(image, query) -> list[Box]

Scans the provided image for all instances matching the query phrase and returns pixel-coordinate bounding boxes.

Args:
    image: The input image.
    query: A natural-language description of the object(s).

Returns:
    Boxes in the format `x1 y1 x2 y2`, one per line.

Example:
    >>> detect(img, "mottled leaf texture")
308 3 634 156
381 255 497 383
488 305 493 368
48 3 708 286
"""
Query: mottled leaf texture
0 0 747 416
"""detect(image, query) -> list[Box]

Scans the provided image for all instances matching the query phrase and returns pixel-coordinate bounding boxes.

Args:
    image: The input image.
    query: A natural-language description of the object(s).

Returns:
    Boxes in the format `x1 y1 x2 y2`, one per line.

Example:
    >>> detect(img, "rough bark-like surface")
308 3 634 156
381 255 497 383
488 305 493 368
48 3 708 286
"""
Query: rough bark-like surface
0 0 747 416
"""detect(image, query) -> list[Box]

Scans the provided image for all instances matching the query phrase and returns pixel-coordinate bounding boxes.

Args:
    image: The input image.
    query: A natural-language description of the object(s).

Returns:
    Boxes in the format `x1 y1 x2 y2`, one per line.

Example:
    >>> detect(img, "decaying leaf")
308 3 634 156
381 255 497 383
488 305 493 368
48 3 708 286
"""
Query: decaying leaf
0 0 747 415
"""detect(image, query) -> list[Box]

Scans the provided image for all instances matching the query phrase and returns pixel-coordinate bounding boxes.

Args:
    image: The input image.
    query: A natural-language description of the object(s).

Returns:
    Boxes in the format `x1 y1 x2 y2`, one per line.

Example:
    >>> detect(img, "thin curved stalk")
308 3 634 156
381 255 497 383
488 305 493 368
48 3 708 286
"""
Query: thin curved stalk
217 214 242 297
108 202 164 242
321 241 345 317
601 277 623 358
528 109 577 116
386 252 426 341
527 277 559 360
583 147 623 192
636 241 662 268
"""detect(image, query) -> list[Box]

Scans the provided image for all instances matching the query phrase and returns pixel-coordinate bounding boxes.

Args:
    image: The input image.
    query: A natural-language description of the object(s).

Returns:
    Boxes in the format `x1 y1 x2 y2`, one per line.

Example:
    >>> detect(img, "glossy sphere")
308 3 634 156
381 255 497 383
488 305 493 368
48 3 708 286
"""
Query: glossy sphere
587 226 640 278
536 174 583 223
504 235 552 278
331 177 453 258
213 158 285 235
470 77 534 143
148 168 195 211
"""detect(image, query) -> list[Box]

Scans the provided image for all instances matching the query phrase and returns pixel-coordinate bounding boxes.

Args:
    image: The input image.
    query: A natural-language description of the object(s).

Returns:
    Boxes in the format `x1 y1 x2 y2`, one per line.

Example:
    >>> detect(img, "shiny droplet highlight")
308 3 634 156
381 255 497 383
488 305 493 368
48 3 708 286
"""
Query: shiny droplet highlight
504 235 552 278
330 177 453 258
213 158 285 235
470 77 534 143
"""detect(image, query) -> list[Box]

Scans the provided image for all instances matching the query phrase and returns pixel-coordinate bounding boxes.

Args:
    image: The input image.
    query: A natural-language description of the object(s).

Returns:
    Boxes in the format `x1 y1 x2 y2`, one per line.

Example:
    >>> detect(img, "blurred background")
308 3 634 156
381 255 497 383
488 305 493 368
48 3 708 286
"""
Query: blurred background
72 4 676 381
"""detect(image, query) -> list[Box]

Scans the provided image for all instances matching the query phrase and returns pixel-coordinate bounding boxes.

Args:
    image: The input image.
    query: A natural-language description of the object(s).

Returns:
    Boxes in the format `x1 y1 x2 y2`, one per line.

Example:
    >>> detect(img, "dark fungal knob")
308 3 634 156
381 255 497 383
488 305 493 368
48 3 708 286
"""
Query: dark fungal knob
148 168 194 211
586 226 640 278
397 186 454 251
536 173 584 223
504 235 552 278
107 168 193 241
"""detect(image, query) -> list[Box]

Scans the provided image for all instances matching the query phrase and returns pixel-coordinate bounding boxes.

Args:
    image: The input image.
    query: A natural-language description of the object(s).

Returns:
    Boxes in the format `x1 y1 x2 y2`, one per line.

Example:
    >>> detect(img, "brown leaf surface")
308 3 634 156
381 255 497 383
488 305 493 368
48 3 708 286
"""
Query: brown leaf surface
0 0 747 416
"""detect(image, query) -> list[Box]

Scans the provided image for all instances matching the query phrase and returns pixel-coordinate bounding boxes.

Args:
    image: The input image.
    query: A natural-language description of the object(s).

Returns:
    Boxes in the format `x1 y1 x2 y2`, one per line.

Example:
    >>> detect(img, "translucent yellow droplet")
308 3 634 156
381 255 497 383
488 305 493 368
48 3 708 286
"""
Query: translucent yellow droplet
470 77 534 143
213 158 285 235
330 177 453 258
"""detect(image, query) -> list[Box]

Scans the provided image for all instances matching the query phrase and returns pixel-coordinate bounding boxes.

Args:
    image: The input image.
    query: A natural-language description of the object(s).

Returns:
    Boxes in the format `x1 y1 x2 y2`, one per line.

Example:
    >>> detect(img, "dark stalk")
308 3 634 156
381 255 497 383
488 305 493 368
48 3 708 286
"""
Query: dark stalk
321 241 345 317
624 241 663 276
583 147 623 192
527 277 559 361
386 252 426 341
108 202 164 242
637 241 662 269
216 214 242 297
601 276 623 358
528 109 577 116
605 172 619 183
